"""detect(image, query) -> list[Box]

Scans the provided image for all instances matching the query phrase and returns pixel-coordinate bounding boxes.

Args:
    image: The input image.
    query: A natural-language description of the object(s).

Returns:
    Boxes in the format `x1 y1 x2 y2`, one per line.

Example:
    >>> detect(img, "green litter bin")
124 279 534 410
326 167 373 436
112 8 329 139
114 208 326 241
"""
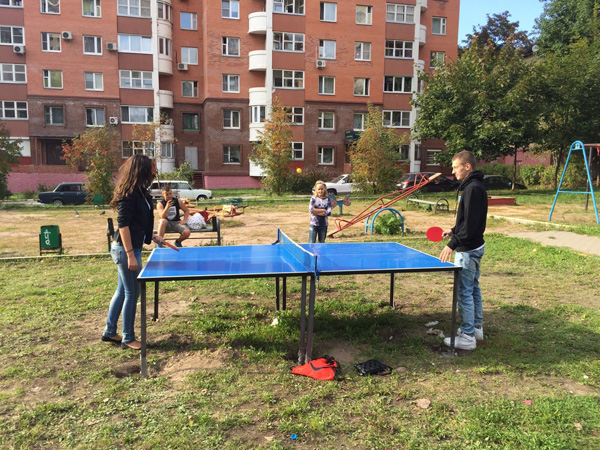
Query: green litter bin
40 225 62 255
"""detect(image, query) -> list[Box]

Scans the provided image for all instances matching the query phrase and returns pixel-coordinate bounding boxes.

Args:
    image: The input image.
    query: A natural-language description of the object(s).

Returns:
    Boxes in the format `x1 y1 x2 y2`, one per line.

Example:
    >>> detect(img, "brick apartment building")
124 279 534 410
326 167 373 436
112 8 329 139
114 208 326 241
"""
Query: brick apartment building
0 0 459 192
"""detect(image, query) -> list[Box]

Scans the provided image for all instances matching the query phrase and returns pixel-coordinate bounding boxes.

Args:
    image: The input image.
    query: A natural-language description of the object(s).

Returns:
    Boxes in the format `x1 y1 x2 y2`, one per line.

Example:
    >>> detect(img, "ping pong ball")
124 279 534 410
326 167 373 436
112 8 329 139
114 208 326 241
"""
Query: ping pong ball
296 168 302 174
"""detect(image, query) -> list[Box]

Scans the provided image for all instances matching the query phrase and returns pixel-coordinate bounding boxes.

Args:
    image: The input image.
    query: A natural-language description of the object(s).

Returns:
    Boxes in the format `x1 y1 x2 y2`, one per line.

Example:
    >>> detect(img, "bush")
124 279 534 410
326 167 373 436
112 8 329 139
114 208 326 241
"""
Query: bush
37 184 54 193
520 164 546 186
373 213 403 235
286 167 337 195
159 162 195 184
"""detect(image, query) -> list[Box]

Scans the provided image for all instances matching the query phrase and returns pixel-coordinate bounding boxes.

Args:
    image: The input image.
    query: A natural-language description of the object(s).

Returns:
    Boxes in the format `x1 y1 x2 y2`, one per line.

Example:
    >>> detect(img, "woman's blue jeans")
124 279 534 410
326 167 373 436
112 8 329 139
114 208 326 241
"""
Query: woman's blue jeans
309 225 327 243
103 243 142 343
454 246 484 336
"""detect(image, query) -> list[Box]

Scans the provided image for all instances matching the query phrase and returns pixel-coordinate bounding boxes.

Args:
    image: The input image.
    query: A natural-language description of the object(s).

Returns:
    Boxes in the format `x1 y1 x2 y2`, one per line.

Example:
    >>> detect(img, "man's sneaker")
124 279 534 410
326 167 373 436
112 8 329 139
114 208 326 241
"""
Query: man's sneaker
174 240 182 248
443 329 476 350
474 326 484 342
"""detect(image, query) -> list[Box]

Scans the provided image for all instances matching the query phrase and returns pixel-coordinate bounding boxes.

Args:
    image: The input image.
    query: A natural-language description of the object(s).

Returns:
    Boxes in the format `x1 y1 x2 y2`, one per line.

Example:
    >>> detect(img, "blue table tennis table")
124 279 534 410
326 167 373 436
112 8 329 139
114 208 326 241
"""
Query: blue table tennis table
138 230 461 378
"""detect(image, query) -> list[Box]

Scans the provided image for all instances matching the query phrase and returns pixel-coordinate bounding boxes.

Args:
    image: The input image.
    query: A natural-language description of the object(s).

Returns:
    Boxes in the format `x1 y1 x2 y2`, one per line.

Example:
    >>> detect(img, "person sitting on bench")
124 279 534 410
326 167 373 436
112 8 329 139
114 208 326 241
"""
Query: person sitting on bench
156 185 191 248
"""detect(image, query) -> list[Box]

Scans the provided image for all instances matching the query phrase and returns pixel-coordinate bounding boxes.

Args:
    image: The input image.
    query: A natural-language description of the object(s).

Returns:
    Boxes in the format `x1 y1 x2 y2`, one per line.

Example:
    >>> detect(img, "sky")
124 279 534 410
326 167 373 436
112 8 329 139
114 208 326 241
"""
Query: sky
458 0 546 44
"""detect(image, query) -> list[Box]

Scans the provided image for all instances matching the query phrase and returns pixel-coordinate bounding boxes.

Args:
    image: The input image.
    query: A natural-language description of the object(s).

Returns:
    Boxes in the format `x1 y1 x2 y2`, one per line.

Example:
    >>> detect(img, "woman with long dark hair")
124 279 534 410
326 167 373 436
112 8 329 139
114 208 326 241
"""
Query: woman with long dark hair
101 154 155 350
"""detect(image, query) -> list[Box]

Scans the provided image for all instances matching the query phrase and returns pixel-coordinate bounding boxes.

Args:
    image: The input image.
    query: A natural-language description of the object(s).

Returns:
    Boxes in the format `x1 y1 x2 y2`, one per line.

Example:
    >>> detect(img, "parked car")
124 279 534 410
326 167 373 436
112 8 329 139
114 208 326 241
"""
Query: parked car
38 182 87 206
150 180 213 202
398 172 459 193
325 174 353 196
483 175 527 190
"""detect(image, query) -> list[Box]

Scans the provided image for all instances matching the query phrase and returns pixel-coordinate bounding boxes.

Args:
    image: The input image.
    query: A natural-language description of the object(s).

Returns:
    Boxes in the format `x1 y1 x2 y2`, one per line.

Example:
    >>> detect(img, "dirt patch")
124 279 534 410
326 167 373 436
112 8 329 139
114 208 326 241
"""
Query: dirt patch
160 348 231 384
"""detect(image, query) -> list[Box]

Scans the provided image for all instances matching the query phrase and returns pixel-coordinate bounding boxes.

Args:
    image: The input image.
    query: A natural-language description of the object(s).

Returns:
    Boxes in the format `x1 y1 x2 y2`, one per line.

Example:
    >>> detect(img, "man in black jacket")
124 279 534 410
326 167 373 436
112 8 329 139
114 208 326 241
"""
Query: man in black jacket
440 151 487 350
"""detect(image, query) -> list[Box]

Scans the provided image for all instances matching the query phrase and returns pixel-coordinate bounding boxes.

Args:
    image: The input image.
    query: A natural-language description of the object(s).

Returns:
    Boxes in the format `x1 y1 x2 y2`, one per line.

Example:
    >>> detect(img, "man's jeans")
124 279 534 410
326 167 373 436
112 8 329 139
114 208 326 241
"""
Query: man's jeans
454 246 484 336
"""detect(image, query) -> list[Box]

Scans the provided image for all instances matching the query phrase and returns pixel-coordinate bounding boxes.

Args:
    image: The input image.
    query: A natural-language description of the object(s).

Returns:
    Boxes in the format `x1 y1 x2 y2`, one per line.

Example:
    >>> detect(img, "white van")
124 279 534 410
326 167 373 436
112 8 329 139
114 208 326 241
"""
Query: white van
150 180 212 202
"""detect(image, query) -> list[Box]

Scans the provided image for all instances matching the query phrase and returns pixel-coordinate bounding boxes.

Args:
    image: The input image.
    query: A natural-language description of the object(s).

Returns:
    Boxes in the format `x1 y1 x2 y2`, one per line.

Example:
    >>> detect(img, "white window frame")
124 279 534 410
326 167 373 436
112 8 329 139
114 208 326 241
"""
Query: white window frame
41 32 61 52
356 5 372 25
0 64 26 83
182 80 198 98
384 75 412 93
120 105 153 124
83 35 102 55
161 142 174 159
398 144 409 162
1 0 23 6
221 0 239 19
117 0 150 18
122 140 154 158
251 105 266 123
353 112 366 131
0 26 24 45
273 70 304 89
317 146 334 165
386 3 414 23
385 40 413 59
180 12 197 30
158 1 172 21
223 145 241 164
44 106 64 125
43 69 62 89
223 110 240 129
383 110 410 128
182 113 199 130
427 149 441 166
318 111 335 130
82 0 101 17
320 2 336 22
159 37 171 56
430 51 445 68
354 78 370 96
118 34 152 53
222 37 240 57
285 106 304 125
84 72 103 91
0 100 28 119
318 40 336 59
318 76 335 95
432 17 447 35
291 142 304 160
222 74 240 93
273 0 304 15
41 0 59 14
273 32 304 52
181 46 198 64
119 70 152 89
86 107 105 127
354 42 371 61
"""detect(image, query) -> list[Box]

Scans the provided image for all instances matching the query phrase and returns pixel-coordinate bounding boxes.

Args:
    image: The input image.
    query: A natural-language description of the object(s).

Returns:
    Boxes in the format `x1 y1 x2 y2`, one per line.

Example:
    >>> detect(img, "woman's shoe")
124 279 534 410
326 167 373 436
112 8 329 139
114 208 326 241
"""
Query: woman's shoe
121 341 141 350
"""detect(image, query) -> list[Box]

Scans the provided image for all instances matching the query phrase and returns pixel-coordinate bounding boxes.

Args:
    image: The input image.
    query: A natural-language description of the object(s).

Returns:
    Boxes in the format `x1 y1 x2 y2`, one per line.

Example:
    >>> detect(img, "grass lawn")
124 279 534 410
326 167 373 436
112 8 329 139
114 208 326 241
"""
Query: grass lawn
0 195 599 449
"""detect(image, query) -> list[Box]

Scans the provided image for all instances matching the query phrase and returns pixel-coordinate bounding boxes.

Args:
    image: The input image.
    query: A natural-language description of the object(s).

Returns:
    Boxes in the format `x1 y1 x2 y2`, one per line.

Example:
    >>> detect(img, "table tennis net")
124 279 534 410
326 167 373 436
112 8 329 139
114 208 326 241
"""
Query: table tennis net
276 230 317 274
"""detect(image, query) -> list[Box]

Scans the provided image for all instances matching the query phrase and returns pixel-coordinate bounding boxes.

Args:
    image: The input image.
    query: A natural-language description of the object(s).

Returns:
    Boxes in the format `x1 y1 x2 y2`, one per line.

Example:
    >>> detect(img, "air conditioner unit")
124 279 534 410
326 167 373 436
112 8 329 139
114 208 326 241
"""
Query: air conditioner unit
316 60 327 68
177 63 188 71
109 117 119 125
106 42 118 51
13 45 25 55
61 31 73 40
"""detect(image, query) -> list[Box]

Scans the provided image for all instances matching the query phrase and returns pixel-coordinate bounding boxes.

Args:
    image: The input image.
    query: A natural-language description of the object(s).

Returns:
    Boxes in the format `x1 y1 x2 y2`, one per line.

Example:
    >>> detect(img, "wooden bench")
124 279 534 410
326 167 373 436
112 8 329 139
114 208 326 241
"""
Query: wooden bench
407 196 450 214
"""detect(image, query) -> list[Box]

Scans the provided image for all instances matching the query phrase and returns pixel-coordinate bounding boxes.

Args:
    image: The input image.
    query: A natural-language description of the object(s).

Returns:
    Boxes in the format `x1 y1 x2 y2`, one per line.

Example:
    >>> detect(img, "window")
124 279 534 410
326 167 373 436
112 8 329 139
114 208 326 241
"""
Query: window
222 37 239 56
117 0 150 18
43 70 62 89
273 0 304 14
251 105 265 123
45 106 64 125
317 146 334 165
122 140 154 158
120 106 153 123
285 106 304 125
182 81 198 97
385 40 413 58
318 76 335 95
384 75 412 93
383 110 410 128
0 101 27 119
182 113 199 130
1 0 23 6
430 51 445 68
353 78 370 96
273 70 304 89
0 64 26 83
83 36 102 55
222 74 239 92
221 0 239 19
320 2 336 21
386 3 414 23
181 47 198 64
161 142 174 159
353 113 366 131
181 12 197 30
397 144 409 161
41 0 59 14
0 26 24 45
273 32 304 52
356 5 372 25
223 110 240 129
158 1 171 21
41 32 61 52
223 145 240 164
84 72 103 90
83 0 101 17
354 42 371 61
427 149 441 166
318 40 335 59
86 107 104 126
159 37 171 56
432 17 446 35
118 34 152 53
318 111 334 130
291 142 304 160
119 70 152 89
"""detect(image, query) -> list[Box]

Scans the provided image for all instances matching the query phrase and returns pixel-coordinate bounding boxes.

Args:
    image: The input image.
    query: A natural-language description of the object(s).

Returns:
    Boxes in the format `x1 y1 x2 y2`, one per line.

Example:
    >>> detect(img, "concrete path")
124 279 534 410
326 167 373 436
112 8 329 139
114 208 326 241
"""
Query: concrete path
509 231 600 257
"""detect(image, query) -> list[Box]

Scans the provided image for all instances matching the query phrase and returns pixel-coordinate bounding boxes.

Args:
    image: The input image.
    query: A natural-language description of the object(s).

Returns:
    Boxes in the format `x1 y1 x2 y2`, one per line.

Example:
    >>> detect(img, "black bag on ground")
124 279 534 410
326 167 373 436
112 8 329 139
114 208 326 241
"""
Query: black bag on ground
355 359 393 376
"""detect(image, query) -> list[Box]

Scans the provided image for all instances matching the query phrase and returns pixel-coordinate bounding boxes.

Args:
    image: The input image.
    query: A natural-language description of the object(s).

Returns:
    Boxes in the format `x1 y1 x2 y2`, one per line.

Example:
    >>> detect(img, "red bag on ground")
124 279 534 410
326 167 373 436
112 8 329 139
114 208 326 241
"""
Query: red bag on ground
291 355 340 381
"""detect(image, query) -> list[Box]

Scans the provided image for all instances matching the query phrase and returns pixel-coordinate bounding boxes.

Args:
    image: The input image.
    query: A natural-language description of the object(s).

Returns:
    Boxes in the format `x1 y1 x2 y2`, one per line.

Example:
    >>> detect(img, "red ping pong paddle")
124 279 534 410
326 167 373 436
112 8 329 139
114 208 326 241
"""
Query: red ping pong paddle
426 226 444 242
162 240 180 251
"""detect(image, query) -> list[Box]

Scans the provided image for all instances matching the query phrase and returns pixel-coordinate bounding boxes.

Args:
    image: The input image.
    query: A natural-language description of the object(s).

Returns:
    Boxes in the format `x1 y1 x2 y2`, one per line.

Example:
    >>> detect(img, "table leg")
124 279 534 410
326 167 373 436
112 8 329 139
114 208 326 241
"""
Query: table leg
390 273 395 307
140 281 148 378
153 281 159 321
298 276 307 364
306 275 316 362
283 277 287 310
447 271 459 356
275 276 280 311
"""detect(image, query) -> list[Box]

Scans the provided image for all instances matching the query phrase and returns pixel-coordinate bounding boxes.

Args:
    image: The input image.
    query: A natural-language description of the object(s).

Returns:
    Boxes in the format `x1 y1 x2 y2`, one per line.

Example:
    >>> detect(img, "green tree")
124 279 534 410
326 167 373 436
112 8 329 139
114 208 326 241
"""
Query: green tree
349 104 407 194
250 98 293 195
62 127 120 204
0 123 22 199
463 11 533 53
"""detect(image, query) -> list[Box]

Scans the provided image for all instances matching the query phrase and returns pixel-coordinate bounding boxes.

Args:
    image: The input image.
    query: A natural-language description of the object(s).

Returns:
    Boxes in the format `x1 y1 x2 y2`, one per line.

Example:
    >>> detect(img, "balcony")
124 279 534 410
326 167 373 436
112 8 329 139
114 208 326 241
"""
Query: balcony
249 87 268 105
248 11 267 34
419 0 427 11
249 122 265 142
158 90 174 109
249 50 267 71
159 123 174 141
418 24 427 46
